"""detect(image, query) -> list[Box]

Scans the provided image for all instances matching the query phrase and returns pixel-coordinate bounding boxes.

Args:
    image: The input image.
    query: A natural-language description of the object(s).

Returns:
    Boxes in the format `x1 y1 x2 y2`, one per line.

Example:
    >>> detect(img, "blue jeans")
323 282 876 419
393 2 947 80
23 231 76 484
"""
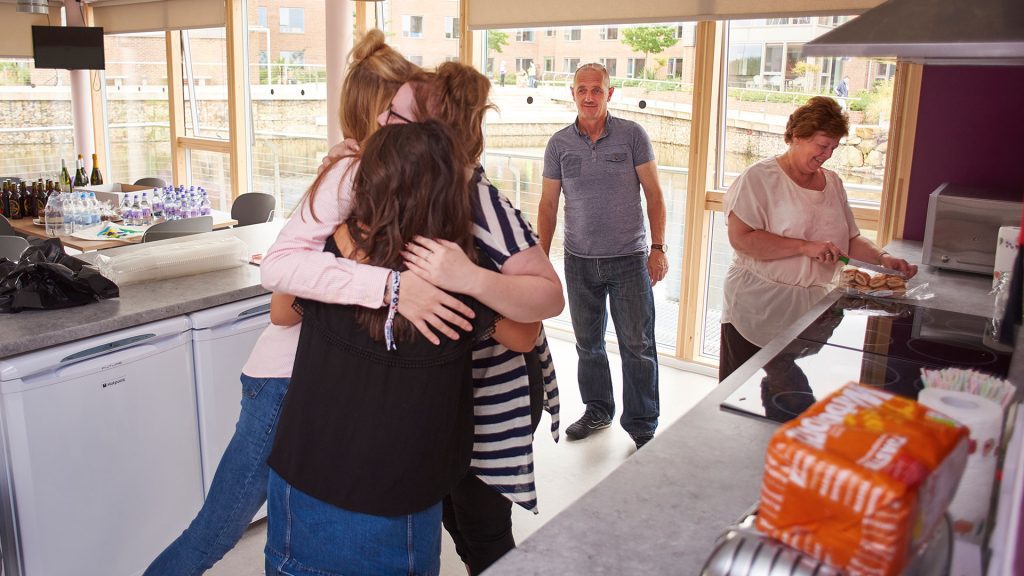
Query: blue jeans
265 470 442 576
564 253 659 438
144 374 289 576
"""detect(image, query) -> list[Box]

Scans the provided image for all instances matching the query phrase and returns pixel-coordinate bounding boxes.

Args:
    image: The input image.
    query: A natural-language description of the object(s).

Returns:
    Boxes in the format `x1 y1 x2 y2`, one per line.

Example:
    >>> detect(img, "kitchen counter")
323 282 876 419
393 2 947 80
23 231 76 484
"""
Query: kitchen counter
487 240 1008 575
0 221 284 360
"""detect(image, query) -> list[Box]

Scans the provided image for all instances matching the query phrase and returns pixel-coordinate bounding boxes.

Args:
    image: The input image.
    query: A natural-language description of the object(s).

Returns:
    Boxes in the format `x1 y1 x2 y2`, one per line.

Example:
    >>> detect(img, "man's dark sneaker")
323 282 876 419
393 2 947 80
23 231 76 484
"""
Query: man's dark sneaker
565 410 612 440
633 434 654 450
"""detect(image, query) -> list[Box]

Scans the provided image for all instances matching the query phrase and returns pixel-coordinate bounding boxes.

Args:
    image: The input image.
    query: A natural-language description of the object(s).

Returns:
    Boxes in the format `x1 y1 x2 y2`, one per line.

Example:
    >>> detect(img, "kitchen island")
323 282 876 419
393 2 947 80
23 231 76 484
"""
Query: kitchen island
0 221 283 360
487 240 1018 575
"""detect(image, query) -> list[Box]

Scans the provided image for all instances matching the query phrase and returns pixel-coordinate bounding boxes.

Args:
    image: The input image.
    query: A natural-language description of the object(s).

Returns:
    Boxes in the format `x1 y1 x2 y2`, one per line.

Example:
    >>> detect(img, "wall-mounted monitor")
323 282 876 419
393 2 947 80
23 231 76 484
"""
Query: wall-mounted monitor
32 26 105 70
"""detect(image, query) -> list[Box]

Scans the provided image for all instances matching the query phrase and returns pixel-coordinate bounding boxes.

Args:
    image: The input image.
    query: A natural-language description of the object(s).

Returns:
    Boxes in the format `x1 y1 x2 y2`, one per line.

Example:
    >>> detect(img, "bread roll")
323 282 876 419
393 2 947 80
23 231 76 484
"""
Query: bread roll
868 274 888 289
854 270 870 286
885 276 906 289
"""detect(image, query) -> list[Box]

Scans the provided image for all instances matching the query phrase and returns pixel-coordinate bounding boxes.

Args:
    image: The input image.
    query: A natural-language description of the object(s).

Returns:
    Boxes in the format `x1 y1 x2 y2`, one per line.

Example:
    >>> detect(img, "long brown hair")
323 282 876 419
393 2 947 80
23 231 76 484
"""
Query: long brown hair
347 121 475 341
410 62 495 167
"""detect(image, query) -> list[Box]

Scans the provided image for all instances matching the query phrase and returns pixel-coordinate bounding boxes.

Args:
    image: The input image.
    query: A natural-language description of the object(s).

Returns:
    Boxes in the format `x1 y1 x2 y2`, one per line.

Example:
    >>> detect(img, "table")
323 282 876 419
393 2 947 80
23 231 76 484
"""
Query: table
7 210 239 251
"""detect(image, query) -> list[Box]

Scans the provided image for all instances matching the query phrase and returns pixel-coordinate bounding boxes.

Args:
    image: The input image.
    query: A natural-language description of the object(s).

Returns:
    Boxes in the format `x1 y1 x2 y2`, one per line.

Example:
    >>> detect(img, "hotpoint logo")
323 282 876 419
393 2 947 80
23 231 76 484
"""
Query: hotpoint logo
101 376 127 389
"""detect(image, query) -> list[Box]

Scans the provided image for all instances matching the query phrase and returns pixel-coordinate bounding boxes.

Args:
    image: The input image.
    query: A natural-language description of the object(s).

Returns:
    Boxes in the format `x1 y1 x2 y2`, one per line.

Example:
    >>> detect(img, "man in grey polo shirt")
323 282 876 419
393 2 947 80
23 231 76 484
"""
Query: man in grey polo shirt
539 62 668 450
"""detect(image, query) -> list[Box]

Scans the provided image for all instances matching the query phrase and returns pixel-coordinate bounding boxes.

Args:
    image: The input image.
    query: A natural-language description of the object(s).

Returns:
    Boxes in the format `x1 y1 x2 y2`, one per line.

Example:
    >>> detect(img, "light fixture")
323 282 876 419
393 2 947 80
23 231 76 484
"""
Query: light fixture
16 0 49 15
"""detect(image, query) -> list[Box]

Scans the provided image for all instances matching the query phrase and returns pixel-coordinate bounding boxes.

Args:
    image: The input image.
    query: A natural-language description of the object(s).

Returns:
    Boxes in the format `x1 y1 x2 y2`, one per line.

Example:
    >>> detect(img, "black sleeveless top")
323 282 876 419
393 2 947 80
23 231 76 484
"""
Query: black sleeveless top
268 282 495 516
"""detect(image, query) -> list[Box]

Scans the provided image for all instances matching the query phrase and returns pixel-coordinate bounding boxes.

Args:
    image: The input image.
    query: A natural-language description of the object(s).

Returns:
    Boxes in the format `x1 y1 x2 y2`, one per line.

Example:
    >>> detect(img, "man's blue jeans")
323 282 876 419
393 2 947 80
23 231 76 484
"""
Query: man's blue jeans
144 374 289 576
564 252 659 438
265 470 442 576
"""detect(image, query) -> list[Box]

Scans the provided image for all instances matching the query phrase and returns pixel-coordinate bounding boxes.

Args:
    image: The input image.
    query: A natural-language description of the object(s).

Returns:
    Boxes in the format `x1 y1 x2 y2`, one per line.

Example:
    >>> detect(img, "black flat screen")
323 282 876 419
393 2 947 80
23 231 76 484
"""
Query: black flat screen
32 26 105 70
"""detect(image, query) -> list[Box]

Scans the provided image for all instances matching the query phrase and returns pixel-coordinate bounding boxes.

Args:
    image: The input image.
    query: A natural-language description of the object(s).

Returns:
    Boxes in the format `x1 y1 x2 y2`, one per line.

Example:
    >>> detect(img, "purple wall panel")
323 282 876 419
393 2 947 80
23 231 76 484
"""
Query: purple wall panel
903 66 1024 240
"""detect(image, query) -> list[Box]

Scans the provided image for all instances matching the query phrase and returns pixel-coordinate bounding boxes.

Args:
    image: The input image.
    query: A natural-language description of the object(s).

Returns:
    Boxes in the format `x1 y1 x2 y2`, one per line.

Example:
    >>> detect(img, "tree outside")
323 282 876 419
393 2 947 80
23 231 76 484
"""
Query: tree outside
620 26 678 79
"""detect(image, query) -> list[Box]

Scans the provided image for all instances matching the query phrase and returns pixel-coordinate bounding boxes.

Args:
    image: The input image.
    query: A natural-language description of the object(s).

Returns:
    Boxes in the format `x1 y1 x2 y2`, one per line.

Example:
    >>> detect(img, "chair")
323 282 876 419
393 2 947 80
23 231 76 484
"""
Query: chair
134 177 167 188
230 192 276 227
0 236 29 262
142 216 213 243
0 214 13 236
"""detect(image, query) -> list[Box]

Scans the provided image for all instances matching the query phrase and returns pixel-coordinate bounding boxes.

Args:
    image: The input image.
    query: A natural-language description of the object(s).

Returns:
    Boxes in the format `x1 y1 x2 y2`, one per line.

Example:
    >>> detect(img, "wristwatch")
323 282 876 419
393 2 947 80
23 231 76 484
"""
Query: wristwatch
651 244 667 254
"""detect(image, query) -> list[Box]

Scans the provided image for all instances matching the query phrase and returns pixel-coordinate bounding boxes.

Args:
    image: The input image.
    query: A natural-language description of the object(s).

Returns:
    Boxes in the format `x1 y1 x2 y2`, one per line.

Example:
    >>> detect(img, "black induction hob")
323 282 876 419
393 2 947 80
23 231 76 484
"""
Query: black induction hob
721 297 1011 424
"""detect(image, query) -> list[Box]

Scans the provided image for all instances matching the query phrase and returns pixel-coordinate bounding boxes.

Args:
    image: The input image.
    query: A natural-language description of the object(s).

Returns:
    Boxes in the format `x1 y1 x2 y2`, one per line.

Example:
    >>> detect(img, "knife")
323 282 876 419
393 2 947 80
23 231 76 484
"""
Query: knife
839 256 907 278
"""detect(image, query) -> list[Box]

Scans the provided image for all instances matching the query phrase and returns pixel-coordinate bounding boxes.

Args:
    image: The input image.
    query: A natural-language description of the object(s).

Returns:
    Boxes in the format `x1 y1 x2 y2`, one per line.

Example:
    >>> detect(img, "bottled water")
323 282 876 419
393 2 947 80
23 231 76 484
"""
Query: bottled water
76 193 90 230
199 189 211 216
164 192 177 221
88 192 101 225
120 194 133 225
60 192 75 234
130 195 141 226
151 188 164 219
140 192 153 225
44 192 64 237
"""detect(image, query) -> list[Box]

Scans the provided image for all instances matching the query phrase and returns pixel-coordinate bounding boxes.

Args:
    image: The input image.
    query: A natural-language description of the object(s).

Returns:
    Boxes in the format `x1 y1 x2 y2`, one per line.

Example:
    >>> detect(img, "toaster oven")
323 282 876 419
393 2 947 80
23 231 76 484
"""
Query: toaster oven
921 183 1022 275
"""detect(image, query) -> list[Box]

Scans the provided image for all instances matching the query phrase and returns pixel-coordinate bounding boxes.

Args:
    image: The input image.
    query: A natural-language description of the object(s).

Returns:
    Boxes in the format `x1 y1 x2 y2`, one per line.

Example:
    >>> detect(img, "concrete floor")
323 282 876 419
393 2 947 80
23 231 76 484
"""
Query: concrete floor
204 332 717 576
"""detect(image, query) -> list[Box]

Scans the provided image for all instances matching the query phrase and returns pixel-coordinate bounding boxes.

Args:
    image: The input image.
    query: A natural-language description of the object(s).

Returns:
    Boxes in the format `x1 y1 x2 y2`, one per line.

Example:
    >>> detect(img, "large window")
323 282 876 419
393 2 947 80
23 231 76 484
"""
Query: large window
483 23 696 354
247 0 327 215
0 60 73 180
482 16 899 366
103 32 172 186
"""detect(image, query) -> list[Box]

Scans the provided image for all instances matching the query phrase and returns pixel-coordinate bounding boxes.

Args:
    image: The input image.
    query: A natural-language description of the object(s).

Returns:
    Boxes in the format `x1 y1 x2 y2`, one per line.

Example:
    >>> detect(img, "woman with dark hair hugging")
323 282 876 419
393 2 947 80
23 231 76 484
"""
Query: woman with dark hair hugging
263 120 539 576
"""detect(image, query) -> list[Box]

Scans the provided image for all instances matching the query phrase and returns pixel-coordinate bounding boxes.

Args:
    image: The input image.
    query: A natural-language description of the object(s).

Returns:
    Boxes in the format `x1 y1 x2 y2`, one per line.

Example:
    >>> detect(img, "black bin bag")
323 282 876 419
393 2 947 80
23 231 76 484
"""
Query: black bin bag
0 238 119 313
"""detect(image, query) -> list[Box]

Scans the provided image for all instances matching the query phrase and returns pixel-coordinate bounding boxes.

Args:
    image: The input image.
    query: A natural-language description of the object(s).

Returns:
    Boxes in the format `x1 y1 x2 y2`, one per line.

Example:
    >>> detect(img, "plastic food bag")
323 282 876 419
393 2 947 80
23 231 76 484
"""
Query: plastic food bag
92 236 248 285
836 264 933 300
758 384 969 576
0 238 119 313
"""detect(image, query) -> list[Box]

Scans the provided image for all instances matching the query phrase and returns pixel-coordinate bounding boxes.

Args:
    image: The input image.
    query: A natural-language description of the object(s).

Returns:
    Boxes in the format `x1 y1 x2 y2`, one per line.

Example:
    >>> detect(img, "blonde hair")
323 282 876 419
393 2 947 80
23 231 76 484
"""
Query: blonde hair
338 29 419 143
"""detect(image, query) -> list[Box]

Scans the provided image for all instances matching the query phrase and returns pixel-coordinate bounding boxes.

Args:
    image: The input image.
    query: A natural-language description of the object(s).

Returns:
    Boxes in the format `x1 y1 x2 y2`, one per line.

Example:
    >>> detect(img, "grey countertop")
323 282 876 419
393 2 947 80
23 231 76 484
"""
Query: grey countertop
0 221 284 360
487 240 1007 575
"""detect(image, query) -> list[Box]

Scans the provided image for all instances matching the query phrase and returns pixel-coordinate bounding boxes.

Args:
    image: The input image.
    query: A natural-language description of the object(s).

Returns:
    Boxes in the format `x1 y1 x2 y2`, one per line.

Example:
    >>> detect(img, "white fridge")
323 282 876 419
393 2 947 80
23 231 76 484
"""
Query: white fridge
188 295 271 503
0 316 203 576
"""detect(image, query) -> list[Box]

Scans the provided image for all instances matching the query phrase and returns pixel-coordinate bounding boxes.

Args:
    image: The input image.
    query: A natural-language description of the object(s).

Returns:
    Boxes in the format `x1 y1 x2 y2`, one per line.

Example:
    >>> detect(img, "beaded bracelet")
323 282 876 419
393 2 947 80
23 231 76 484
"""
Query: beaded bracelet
384 270 401 351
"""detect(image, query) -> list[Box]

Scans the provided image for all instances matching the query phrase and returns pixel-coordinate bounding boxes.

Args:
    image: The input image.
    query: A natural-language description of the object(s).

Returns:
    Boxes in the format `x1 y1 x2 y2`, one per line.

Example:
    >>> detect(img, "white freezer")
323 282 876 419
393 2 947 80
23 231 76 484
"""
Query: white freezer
188 295 271 498
0 316 203 576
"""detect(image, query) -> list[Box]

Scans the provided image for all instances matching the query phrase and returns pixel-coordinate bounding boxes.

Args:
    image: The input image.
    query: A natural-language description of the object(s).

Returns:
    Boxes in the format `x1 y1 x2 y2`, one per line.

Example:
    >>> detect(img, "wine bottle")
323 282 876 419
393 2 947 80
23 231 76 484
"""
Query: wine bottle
73 154 89 189
60 158 72 191
90 153 103 185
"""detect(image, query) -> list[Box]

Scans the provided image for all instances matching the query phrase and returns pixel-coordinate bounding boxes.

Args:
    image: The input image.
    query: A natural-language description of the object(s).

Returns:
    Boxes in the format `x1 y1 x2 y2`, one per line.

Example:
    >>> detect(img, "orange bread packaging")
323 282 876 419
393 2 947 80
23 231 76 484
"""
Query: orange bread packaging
756 384 969 576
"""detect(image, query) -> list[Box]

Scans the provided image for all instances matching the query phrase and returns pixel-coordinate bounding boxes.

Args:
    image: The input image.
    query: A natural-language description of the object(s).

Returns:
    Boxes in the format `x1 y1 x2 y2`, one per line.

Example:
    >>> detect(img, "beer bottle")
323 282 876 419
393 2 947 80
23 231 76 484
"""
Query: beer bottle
90 153 103 185
20 181 33 219
36 181 48 217
9 181 22 220
0 180 10 218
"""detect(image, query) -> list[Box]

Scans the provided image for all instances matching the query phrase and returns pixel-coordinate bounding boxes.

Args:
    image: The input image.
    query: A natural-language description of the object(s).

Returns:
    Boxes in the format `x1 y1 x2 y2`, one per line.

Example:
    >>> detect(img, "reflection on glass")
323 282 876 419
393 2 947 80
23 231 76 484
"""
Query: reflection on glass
187 149 231 212
0 59 74 179
247 0 328 216
104 32 173 185
721 17 896 204
181 28 230 139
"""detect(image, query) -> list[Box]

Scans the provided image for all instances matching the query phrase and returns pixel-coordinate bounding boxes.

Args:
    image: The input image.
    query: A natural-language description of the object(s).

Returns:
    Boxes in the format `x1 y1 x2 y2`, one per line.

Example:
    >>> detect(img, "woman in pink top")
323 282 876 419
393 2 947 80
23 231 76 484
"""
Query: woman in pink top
720 96 917 382
143 30 419 576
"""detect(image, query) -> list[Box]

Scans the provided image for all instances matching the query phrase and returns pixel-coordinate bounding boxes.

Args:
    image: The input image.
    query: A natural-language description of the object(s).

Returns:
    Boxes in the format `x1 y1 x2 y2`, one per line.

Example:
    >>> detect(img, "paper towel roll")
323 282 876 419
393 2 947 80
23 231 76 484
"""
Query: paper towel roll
918 388 1003 537
994 226 1020 288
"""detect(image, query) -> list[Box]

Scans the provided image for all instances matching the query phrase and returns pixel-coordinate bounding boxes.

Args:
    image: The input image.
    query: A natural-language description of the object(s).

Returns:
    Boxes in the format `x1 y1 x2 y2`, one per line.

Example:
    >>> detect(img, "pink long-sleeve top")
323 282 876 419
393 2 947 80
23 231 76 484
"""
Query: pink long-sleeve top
260 154 390 308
